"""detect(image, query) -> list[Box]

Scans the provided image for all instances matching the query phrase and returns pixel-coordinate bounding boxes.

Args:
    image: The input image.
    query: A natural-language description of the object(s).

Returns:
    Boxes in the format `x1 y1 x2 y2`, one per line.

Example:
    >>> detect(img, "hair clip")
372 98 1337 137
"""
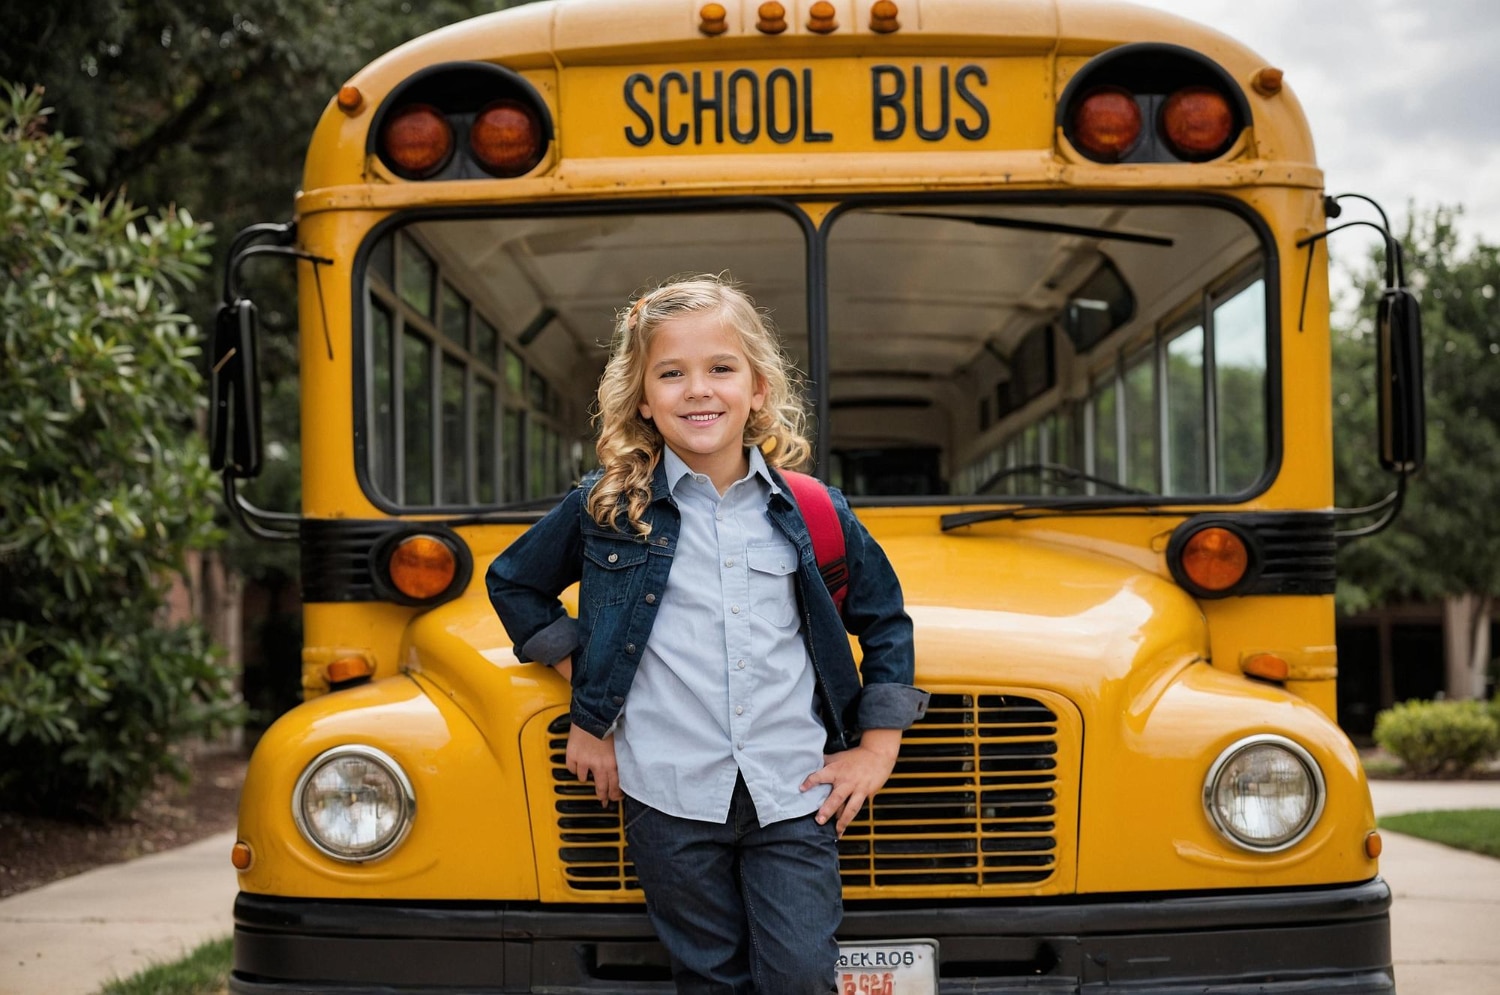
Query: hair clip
626 296 648 331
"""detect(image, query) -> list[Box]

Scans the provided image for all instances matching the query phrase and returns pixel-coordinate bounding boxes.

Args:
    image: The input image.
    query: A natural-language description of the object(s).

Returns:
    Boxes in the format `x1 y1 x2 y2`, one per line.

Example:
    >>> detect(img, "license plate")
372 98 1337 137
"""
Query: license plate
836 939 939 995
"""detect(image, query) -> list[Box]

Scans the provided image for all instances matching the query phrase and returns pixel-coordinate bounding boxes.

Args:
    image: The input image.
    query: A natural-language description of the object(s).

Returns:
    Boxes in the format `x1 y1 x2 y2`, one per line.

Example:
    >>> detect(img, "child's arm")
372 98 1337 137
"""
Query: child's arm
800 728 902 835
486 488 587 668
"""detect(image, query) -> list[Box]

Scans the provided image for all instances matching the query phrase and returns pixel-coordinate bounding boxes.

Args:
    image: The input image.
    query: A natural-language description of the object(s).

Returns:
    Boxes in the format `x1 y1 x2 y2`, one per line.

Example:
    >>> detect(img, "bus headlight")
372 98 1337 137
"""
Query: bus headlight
293 746 415 862
1203 735 1324 852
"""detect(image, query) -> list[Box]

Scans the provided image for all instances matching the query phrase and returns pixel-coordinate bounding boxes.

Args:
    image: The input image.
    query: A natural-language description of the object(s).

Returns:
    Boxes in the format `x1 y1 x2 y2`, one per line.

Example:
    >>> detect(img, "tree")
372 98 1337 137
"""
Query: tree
1334 206 1500 698
0 0 517 720
0 84 242 820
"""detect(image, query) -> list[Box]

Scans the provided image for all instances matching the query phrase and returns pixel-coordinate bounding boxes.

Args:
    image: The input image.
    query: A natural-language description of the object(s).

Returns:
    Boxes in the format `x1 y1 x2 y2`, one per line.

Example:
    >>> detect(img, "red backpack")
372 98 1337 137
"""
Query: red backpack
780 470 849 618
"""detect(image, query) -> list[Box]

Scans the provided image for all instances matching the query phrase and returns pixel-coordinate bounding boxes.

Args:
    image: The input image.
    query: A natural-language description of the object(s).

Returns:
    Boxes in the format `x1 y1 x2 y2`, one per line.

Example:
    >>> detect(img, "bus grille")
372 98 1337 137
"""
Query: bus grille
545 691 1071 896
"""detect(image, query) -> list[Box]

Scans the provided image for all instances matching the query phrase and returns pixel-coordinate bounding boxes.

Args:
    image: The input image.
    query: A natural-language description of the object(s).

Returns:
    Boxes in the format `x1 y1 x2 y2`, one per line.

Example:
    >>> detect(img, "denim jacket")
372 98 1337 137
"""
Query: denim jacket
486 461 928 752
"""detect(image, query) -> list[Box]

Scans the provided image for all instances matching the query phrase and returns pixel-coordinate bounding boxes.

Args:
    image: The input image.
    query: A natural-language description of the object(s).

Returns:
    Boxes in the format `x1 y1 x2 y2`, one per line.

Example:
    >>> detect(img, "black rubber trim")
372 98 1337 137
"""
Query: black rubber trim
367 61 555 182
1167 511 1337 599
230 879 1392 993
1056 42 1254 164
300 518 473 605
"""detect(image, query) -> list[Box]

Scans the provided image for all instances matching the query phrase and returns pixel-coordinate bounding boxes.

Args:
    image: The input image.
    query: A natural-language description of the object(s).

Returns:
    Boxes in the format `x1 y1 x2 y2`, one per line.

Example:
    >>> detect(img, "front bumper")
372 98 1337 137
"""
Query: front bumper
231 878 1393 994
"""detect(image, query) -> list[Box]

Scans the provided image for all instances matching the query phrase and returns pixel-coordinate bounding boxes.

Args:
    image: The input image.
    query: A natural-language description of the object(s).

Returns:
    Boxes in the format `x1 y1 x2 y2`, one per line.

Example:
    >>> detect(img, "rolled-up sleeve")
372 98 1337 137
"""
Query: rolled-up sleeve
857 682 929 729
520 614 581 667
487 488 586 665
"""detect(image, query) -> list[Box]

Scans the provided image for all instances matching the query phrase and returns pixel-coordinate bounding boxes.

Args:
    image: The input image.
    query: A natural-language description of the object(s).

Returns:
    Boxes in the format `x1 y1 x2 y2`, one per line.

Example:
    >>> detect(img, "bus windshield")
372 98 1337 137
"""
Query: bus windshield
359 199 1269 510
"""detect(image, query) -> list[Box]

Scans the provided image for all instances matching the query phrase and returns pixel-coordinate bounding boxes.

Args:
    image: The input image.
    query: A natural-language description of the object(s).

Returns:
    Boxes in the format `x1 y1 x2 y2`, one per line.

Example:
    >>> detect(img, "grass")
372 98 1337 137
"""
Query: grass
96 935 232 995
1378 808 1500 859
1359 753 1405 779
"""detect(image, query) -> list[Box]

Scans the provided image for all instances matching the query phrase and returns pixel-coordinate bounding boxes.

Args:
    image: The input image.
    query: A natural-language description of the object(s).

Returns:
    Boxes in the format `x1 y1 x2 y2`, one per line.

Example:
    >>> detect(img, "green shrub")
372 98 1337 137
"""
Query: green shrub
1373 699 1500 777
0 83 242 820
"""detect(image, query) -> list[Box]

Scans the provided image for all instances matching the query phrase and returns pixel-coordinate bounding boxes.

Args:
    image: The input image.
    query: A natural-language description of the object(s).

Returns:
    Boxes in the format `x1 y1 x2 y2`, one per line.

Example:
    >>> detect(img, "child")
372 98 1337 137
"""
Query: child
487 274 927 994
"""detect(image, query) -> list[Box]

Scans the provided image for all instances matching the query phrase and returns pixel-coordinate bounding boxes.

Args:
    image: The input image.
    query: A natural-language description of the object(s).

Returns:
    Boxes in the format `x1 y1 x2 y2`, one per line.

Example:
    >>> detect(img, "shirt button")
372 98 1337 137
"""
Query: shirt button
645 593 656 604
736 659 746 669
607 552 618 563
731 605 740 614
736 741 744 750
735 705 744 715
725 558 735 567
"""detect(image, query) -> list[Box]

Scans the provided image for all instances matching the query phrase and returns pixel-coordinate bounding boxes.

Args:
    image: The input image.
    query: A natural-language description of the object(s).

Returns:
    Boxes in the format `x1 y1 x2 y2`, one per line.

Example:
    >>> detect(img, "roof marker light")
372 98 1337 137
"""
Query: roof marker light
757 1 787 34
870 1 900 33
699 3 728 35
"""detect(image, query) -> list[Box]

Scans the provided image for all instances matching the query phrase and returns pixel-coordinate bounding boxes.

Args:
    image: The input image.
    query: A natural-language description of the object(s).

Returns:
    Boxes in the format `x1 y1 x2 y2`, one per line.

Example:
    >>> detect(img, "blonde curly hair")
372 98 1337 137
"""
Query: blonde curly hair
587 274 811 534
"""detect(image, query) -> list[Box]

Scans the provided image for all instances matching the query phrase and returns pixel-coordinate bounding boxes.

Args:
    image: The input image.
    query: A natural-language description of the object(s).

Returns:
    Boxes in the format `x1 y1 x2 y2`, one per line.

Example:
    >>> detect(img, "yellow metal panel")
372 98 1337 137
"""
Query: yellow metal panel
560 57 1051 158
1075 664 1377 891
235 674 539 899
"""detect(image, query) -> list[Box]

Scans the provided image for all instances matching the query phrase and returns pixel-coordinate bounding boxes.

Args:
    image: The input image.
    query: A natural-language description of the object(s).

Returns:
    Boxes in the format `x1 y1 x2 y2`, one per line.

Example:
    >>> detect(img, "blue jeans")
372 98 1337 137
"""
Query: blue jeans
623 776 842 994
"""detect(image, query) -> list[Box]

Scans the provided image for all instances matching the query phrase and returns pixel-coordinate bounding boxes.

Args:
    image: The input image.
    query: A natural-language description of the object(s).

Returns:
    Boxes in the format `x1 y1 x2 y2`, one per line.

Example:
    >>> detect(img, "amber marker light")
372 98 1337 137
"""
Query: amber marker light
1160 85 1235 160
699 2 728 35
1180 526 1249 593
757 1 787 34
870 0 900 33
231 841 253 870
470 98 544 177
1365 831 1383 859
1072 86 1142 161
336 85 363 113
1252 66 1284 97
327 655 374 685
1241 653 1290 682
389 534 458 600
381 103 453 178
807 0 838 32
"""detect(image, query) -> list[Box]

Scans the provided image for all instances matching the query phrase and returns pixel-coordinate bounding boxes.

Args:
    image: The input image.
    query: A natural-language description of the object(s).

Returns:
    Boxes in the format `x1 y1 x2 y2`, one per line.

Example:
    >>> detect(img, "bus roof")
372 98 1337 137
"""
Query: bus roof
300 0 1316 201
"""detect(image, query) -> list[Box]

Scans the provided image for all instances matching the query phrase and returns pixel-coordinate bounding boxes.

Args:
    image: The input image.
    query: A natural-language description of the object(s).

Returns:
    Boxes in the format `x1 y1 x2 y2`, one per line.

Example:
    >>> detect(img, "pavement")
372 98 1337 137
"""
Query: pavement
1 782 1498 995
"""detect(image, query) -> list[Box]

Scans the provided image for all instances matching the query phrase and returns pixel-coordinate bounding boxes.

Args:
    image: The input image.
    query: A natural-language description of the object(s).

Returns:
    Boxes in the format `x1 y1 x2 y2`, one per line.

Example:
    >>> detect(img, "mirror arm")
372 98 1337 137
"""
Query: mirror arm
223 473 300 542
1334 472 1408 544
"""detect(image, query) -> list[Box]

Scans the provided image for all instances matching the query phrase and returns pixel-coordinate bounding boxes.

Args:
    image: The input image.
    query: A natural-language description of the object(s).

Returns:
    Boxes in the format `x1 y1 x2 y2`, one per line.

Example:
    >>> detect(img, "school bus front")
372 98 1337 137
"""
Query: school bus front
222 1 1395 992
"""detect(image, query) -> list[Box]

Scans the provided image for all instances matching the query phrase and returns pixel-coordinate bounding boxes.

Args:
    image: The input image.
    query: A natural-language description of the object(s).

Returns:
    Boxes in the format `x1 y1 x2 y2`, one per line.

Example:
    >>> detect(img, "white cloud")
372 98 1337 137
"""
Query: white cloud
1126 0 1500 253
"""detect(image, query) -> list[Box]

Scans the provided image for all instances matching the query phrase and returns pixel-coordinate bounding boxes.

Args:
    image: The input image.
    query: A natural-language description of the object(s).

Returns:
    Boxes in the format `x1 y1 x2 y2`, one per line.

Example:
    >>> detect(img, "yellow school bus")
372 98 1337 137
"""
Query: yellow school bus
212 1 1425 991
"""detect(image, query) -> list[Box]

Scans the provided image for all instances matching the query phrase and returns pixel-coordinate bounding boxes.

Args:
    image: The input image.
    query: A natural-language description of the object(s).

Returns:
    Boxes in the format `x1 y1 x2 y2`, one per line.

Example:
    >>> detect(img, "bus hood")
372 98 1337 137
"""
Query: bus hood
875 529 1209 706
406 527 1208 733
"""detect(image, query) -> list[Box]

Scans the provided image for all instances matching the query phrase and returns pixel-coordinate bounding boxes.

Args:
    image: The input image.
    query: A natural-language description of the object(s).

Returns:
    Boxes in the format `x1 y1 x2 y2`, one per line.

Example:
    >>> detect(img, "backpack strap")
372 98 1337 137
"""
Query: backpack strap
780 470 849 618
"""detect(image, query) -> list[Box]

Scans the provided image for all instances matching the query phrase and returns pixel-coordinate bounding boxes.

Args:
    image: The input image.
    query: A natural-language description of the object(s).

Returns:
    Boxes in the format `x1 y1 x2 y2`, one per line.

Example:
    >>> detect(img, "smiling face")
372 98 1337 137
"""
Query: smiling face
637 309 767 491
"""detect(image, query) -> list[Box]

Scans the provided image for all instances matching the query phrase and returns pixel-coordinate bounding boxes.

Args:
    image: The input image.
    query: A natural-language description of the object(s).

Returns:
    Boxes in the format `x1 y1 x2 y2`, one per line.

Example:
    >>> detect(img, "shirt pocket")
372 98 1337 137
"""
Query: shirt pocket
581 534 647 607
747 540 799 628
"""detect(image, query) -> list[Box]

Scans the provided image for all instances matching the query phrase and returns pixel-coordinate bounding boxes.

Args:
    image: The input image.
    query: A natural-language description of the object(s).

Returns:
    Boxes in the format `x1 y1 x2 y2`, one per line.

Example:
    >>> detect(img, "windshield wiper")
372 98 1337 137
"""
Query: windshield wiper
940 498 1174 531
442 493 570 525
977 462 1148 497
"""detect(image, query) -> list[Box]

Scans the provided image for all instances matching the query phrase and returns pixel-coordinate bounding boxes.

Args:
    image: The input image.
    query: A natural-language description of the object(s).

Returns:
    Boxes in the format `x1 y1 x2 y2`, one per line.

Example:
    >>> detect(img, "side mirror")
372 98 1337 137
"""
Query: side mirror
209 298 263 478
1376 287 1425 473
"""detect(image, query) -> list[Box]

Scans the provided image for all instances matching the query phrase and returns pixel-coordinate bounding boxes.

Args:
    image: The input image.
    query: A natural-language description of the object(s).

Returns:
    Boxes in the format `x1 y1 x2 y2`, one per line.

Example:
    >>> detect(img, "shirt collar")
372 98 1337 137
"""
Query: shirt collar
661 445 780 497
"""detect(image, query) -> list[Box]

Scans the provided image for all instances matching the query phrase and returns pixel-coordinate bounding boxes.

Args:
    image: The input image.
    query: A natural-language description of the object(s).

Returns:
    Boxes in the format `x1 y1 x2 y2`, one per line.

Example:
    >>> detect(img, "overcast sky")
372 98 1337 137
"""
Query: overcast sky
1127 0 1500 267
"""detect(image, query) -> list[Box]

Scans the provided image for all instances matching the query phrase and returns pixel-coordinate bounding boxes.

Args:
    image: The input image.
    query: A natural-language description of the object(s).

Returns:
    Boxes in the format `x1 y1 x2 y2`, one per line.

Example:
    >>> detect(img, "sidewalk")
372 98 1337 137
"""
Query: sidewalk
1368 779 1500 995
0 830 237 995
1 781 1497 995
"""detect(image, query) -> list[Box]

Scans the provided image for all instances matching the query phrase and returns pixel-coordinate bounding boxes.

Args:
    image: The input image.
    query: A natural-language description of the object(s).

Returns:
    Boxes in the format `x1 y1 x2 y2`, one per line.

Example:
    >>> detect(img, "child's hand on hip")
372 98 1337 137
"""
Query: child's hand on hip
567 723 621 805
800 728 902 836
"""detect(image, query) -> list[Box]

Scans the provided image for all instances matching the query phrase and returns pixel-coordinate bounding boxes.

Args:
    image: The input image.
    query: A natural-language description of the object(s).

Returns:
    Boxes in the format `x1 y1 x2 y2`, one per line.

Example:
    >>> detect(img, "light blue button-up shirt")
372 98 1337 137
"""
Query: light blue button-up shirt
614 446 832 826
